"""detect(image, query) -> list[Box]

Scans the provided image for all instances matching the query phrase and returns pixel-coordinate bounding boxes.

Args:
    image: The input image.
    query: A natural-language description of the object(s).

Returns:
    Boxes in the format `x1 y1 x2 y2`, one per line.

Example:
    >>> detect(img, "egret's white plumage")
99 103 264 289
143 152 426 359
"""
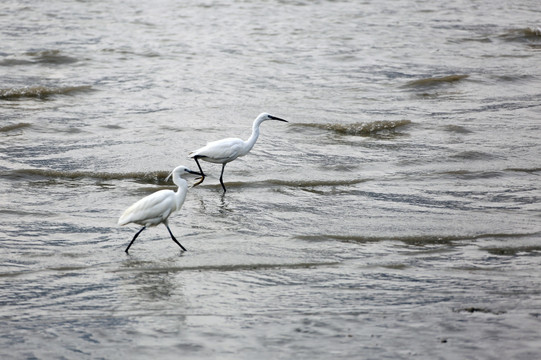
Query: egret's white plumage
118 165 200 253
190 112 287 192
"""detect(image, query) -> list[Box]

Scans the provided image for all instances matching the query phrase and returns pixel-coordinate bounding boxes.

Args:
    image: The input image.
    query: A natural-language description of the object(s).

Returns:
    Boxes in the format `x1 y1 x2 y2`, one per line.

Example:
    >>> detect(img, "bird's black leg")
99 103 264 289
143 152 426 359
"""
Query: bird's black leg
125 226 146 253
219 163 227 193
193 156 206 187
165 224 187 251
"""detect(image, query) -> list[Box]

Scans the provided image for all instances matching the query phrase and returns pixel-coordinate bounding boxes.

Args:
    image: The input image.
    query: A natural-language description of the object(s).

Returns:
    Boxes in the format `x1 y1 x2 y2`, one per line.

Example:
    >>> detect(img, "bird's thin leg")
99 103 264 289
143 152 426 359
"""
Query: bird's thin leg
165 224 187 251
193 156 205 187
125 226 146 253
219 163 227 193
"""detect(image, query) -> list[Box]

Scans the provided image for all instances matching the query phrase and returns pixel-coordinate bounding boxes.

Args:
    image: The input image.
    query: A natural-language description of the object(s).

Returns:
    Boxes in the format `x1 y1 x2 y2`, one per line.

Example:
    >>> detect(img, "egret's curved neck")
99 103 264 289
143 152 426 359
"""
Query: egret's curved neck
172 175 188 208
244 118 264 154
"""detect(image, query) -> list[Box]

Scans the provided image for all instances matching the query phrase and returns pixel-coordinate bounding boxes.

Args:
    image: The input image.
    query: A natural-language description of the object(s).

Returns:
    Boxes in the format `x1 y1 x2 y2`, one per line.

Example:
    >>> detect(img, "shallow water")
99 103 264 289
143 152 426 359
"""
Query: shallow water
1 0 541 358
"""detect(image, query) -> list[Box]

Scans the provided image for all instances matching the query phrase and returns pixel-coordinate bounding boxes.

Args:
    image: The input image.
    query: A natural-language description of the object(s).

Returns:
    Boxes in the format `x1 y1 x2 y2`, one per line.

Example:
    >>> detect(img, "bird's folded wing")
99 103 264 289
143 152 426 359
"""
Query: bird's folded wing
195 138 244 162
118 190 175 225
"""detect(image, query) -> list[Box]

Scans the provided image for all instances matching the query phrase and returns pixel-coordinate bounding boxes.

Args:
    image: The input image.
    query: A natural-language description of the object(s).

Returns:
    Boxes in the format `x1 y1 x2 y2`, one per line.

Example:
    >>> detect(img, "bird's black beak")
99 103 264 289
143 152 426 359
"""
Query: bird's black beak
269 115 288 122
187 169 202 175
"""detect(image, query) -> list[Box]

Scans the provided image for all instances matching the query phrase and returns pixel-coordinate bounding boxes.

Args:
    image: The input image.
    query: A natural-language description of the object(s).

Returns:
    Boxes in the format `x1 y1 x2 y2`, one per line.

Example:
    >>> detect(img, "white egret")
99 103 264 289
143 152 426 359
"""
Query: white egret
118 165 201 253
189 112 288 192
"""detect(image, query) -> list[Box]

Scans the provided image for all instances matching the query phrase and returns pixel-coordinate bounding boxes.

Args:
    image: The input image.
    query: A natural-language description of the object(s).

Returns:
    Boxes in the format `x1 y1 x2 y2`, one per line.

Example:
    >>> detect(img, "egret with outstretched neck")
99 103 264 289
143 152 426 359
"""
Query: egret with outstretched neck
118 165 201 253
189 112 288 192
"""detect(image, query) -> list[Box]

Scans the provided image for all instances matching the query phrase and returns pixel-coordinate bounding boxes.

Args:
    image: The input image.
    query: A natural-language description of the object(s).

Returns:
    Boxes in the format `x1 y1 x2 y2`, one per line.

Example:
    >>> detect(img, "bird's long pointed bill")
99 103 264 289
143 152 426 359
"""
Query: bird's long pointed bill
165 169 202 183
269 115 288 122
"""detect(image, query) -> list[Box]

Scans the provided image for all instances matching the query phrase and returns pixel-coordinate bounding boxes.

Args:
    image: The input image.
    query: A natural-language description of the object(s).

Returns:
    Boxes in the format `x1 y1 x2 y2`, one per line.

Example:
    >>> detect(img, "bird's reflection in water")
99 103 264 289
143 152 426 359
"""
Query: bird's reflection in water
118 258 188 306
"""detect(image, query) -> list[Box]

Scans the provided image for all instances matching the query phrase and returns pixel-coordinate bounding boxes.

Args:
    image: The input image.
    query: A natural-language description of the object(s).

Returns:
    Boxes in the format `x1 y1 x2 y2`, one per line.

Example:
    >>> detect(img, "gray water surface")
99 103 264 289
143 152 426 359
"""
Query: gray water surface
1 0 541 359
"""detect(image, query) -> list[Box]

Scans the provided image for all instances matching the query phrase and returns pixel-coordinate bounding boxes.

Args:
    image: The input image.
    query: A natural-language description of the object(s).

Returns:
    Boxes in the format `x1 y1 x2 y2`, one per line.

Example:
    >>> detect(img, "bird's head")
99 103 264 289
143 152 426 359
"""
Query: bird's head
257 113 288 123
166 166 202 183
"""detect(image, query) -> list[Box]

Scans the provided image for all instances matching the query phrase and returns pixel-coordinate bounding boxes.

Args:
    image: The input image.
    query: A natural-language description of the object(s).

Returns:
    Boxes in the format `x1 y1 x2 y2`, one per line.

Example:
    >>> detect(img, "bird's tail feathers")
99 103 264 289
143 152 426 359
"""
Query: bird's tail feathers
118 210 133 226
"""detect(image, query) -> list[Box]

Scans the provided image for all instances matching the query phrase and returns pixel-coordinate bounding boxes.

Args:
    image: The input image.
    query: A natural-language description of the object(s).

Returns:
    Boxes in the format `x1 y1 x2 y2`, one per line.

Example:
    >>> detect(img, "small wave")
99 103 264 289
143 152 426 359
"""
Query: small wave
450 150 495 161
484 245 541 257
438 167 541 179
403 74 469 88
0 50 78 67
113 261 339 274
294 120 411 136
0 85 92 100
3 169 366 188
0 123 31 133
296 234 468 245
0 209 54 217
453 307 506 315
443 124 472 134
437 170 504 180
25 49 79 64
296 232 539 245
499 27 541 42
268 178 366 187
506 167 541 174
194 178 366 190
3 168 171 184
0 59 34 66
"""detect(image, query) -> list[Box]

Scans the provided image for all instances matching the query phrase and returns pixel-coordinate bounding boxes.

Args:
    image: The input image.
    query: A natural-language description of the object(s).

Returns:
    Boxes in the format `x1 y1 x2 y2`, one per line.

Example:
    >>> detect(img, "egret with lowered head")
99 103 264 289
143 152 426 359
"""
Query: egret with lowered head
118 165 201 253
189 112 288 192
